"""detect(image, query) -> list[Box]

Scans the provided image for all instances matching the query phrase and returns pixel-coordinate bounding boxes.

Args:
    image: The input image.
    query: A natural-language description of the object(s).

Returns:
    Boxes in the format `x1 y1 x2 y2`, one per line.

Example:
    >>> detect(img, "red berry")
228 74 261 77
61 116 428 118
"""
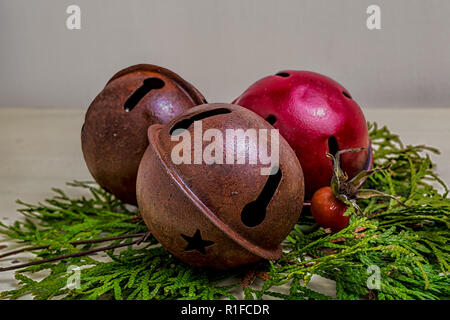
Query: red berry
310 186 350 232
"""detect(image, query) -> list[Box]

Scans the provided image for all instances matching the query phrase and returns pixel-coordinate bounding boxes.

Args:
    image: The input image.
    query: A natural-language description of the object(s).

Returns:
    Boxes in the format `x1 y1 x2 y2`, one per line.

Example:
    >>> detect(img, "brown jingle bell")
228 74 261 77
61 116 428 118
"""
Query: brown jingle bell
81 64 206 205
136 103 304 269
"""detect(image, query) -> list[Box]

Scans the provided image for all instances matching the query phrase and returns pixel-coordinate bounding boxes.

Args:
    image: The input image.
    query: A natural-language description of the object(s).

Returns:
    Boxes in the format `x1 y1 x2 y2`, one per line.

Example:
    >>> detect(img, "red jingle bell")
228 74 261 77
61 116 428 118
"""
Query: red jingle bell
233 70 372 200
81 64 206 205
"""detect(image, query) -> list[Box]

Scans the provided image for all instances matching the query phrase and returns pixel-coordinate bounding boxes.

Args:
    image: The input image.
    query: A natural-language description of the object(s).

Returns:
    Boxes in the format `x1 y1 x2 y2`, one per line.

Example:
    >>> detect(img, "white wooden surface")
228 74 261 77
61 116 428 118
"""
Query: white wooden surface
0 107 449 297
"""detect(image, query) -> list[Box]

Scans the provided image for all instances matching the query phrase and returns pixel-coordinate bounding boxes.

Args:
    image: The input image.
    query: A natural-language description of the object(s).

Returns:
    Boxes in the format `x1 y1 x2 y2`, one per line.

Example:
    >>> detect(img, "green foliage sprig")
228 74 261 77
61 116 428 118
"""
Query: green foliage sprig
0 122 448 300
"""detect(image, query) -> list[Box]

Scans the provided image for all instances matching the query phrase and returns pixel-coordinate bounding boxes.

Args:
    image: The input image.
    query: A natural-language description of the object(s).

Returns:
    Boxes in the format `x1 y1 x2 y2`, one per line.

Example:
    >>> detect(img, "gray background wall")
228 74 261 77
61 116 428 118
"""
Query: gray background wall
0 0 449 109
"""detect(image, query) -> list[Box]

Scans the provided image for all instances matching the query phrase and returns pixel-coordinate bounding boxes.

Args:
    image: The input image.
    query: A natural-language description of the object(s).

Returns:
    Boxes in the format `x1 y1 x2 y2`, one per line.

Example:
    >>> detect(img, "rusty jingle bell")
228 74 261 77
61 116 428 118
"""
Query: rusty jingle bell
136 103 305 269
81 64 206 205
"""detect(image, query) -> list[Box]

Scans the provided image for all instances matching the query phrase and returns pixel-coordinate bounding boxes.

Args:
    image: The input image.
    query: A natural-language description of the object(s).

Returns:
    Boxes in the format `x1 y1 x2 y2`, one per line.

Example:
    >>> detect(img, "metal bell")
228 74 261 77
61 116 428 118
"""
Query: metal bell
233 70 372 200
136 103 304 269
81 64 205 205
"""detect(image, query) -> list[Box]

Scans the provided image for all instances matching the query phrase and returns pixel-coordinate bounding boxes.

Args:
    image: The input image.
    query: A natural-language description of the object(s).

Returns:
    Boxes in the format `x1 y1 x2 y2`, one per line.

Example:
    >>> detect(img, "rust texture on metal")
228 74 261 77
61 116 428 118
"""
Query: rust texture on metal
81 64 206 205
136 103 305 269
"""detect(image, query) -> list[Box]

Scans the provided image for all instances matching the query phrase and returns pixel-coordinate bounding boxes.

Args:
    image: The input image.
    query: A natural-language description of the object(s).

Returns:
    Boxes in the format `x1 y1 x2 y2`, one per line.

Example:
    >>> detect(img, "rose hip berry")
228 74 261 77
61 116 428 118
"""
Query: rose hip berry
311 148 405 232
311 186 350 232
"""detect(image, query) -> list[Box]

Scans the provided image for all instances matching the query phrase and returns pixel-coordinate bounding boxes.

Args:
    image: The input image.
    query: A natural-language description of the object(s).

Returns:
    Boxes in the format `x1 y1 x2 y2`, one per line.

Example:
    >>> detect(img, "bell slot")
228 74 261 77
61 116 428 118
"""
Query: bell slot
169 108 231 135
275 72 290 78
342 91 352 99
241 167 282 227
328 136 339 156
265 115 277 125
124 77 165 112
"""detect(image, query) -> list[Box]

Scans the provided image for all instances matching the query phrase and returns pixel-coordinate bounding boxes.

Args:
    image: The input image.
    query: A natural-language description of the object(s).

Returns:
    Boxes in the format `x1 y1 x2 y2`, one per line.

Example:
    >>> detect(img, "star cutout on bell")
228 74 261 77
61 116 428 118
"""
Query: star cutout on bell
181 230 214 254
